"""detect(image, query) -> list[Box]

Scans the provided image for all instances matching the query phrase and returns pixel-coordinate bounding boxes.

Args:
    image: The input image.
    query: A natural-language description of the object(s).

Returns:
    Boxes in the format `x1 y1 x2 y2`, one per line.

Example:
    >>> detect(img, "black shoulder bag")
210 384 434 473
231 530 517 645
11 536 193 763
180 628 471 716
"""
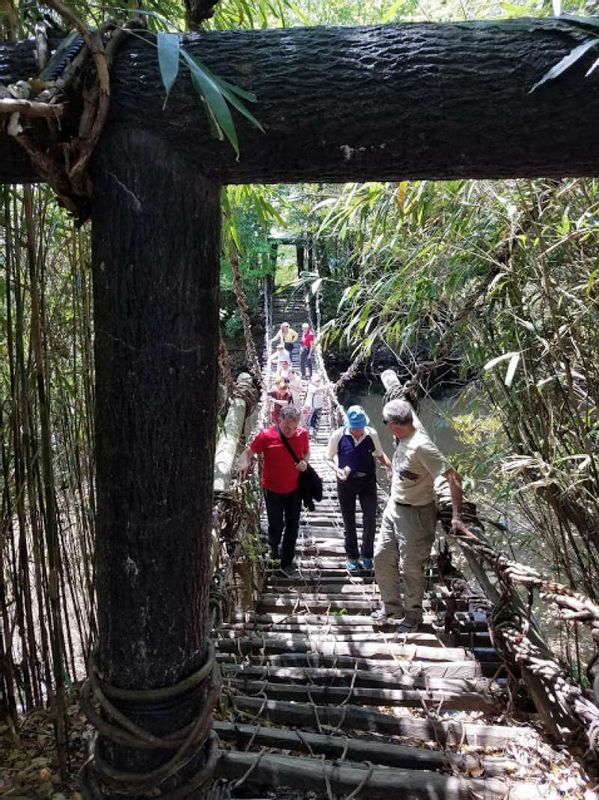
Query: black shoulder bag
277 428 323 511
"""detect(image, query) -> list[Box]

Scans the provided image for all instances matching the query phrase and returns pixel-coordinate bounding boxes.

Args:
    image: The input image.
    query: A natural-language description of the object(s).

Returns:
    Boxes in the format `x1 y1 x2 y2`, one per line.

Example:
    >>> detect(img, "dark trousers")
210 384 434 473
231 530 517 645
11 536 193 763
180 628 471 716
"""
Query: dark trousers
300 346 313 377
264 488 302 567
337 475 378 560
284 342 294 359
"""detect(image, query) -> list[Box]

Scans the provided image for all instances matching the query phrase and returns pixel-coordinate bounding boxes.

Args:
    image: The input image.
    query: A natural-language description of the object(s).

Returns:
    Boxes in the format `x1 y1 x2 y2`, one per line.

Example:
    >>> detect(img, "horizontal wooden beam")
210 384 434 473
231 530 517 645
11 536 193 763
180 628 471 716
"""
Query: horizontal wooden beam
230 696 533 747
216 750 542 797
213 721 518 777
220 662 492 692
225 679 498 711
215 633 470 660
217 650 502 678
2 18 599 186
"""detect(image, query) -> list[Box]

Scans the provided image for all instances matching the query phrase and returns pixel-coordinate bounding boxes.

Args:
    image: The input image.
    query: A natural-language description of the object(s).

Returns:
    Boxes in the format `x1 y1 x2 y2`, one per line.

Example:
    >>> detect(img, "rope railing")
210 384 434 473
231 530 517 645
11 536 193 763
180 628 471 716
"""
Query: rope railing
442 519 599 757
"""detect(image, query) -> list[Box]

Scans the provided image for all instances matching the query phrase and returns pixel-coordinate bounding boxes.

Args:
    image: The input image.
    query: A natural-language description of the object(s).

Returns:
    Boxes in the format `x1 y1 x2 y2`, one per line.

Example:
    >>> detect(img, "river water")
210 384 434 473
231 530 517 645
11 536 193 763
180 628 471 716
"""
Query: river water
339 386 469 463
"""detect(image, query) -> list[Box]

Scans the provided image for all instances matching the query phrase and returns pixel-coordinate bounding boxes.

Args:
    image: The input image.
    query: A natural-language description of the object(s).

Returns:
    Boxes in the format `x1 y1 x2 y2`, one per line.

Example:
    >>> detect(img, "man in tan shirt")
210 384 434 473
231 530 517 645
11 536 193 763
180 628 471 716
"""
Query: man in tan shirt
371 399 465 633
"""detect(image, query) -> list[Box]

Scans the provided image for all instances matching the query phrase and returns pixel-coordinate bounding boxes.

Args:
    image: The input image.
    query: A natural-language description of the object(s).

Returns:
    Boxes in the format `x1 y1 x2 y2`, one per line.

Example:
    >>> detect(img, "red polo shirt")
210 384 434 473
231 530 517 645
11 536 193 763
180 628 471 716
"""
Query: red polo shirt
301 329 315 348
250 426 309 493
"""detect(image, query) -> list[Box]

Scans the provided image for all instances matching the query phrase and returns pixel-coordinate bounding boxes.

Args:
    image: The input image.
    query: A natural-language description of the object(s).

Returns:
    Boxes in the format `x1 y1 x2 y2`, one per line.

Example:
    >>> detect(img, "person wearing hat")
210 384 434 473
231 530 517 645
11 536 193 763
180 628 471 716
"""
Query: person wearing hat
370 398 466 633
326 406 392 571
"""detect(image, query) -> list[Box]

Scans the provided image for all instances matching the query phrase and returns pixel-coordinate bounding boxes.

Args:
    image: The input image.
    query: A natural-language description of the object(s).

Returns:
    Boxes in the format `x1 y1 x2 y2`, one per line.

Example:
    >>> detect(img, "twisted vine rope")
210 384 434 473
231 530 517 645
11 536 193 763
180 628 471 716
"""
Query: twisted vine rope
436 506 599 757
229 248 264 387
218 336 237 399
1 1 145 219
80 643 222 798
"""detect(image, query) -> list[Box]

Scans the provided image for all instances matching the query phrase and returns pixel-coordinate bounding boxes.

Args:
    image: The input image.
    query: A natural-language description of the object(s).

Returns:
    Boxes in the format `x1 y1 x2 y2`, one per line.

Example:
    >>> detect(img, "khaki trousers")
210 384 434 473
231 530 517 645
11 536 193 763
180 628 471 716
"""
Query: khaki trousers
373 500 437 618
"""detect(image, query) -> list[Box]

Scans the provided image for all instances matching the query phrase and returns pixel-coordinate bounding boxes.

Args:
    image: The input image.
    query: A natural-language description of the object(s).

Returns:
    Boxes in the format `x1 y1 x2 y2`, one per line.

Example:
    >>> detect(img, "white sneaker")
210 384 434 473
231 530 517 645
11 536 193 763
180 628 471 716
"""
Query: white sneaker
371 608 396 621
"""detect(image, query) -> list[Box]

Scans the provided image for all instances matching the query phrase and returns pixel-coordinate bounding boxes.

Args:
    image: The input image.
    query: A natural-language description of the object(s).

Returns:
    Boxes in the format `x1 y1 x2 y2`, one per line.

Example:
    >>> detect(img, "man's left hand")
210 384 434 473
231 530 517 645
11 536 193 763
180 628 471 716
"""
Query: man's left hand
450 516 470 537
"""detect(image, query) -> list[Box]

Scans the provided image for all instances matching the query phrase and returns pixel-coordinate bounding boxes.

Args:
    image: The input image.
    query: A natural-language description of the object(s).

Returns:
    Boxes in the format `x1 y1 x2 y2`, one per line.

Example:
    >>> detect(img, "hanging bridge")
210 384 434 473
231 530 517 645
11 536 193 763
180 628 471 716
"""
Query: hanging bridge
203 288 599 799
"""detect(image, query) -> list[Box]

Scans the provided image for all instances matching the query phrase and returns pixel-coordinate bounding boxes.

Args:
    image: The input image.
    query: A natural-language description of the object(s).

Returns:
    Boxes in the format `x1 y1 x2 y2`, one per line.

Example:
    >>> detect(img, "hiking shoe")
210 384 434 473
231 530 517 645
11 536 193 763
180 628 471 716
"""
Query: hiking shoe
346 559 361 572
396 616 420 634
362 558 374 570
371 608 395 621
280 564 297 577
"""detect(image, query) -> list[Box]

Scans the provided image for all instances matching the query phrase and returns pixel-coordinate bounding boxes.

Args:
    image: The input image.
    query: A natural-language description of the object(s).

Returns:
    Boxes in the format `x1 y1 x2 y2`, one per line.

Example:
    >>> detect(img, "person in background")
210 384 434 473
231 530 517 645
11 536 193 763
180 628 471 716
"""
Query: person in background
277 354 302 408
303 372 325 440
300 322 315 379
268 378 291 425
269 343 286 372
271 322 298 360
371 398 466 633
238 406 309 576
326 405 392 572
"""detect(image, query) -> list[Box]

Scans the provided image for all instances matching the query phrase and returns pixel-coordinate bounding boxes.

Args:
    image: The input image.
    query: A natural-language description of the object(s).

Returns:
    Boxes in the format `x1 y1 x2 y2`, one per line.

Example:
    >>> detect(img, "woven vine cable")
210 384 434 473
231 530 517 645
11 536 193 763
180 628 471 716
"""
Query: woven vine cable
219 336 237 399
229 247 264 386
440 517 599 755
5 3 147 218
80 643 221 797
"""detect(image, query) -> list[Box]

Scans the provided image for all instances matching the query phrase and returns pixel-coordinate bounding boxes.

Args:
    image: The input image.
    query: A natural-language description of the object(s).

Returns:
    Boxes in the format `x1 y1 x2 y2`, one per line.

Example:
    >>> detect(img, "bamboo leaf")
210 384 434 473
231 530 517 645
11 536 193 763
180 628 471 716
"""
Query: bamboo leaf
483 351 518 371
561 14 599 32
182 50 239 156
499 2 534 16
585 55 599 76
215 79 265 133
157 32 180 106
504 352 521 388
382 0 408 23
217 76 258 103
529 38 599 93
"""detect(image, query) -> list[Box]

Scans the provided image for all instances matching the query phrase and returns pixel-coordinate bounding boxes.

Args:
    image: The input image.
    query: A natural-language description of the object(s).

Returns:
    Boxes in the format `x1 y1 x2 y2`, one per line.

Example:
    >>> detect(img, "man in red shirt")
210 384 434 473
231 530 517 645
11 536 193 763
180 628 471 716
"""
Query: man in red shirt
300 323 315 379
238 406 310 575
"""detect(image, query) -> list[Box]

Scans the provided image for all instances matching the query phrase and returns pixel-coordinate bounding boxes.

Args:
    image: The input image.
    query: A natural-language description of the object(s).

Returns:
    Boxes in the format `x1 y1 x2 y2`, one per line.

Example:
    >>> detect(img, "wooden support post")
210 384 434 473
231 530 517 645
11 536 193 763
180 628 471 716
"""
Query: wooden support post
87 127 221 794
296 243 305 277
213 373 253 494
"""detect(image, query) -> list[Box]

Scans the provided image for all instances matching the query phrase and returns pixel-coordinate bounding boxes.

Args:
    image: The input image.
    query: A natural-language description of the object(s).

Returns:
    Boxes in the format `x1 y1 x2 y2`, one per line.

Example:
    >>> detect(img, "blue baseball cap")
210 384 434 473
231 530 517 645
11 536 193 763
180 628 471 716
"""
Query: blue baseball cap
345 405 369 429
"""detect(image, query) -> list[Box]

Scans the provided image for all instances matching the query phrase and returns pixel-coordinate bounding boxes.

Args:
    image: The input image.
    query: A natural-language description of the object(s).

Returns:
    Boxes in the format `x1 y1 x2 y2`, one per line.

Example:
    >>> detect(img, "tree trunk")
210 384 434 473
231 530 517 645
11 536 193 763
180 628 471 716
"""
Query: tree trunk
2 19 599 185
88 127 220 792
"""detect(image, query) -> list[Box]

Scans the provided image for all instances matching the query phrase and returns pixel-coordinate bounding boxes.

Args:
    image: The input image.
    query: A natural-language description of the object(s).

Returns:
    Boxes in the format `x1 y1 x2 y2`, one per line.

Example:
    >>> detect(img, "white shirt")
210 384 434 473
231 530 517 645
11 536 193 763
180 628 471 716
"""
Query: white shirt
269 350 285 364
305 384 324 410
390 429 449 506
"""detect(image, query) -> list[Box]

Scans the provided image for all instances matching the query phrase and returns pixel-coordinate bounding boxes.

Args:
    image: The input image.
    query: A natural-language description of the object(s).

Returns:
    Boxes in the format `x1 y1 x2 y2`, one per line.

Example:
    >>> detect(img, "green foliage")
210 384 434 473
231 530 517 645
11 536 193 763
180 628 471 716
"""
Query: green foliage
180 46 263 156
311 175 599 596
220 185 284 339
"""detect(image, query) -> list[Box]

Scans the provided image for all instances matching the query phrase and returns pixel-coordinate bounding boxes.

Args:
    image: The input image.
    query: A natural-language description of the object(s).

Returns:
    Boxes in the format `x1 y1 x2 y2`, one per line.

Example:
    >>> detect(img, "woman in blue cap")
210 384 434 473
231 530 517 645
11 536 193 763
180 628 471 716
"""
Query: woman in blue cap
326 405 392 571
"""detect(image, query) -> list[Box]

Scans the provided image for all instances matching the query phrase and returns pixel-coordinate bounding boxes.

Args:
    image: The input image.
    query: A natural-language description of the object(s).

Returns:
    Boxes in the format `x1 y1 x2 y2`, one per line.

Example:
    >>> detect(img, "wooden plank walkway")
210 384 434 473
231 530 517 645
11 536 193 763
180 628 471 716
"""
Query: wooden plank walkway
212 295 560 798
